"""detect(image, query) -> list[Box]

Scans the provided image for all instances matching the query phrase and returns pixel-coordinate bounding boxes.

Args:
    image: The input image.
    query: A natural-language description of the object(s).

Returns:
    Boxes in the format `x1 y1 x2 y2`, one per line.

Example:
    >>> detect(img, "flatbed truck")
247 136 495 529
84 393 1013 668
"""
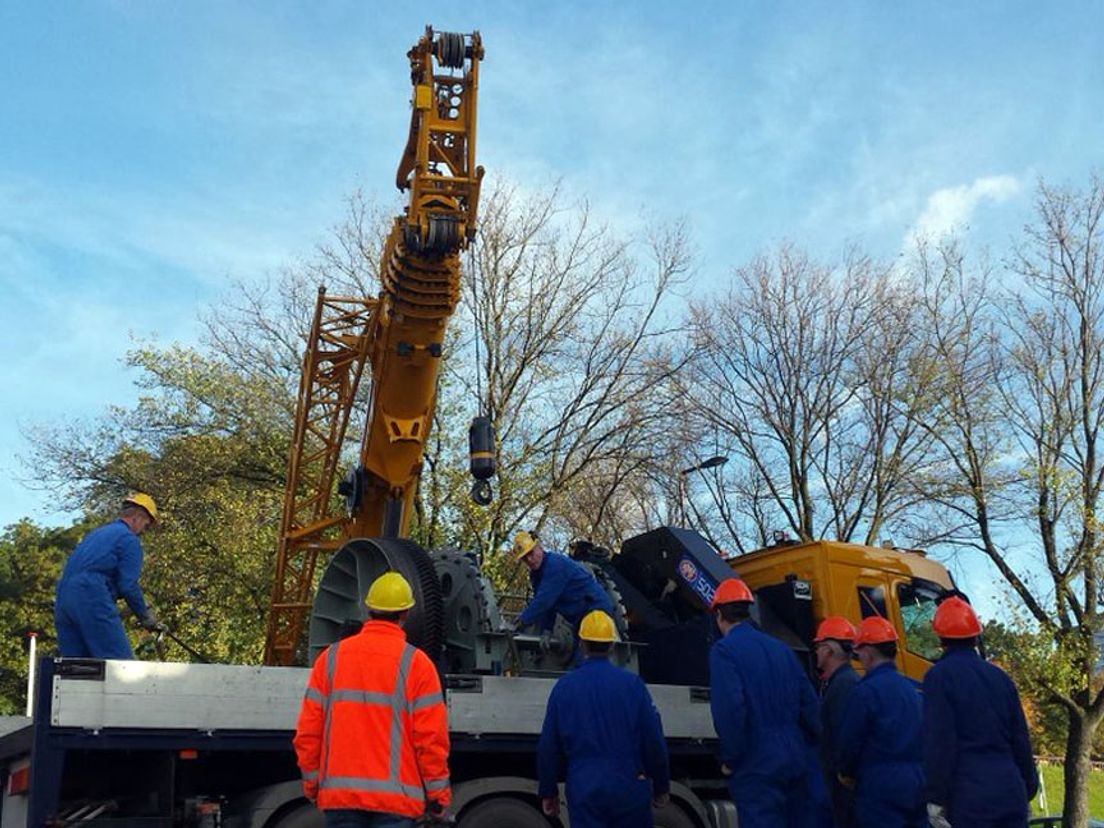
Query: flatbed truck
0 657 735 828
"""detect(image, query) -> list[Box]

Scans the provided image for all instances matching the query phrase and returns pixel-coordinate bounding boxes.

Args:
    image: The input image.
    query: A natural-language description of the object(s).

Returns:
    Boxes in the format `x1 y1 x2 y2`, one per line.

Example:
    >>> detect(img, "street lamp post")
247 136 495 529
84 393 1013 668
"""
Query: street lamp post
681 455 729 476
679 456 728 530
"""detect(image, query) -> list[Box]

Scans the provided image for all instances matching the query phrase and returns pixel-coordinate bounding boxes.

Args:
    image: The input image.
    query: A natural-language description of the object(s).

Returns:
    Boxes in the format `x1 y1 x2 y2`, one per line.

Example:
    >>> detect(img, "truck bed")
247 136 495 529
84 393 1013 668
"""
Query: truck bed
10 659 714 742
0 659 719 828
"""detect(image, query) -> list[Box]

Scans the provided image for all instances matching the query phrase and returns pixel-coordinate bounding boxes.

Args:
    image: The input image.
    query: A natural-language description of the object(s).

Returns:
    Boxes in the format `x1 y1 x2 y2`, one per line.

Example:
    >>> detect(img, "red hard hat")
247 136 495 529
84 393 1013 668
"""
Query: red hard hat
711 578 755 608
854 616 898 646
813 616 857 643
932 597 982 639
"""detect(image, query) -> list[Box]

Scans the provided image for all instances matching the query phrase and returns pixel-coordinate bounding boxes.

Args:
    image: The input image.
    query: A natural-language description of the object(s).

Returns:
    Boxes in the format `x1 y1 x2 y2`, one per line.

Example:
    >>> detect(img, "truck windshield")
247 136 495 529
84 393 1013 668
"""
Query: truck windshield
897 580 945 662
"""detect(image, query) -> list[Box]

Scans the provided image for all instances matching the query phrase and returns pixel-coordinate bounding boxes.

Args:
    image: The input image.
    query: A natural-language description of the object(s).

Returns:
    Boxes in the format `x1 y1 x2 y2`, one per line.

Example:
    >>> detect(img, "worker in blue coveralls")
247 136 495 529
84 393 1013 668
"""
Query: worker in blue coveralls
922 597 1038 828
813 616 860 828
709 577 820 828
55 493 166 658
835 616 925 828
537 609 670 827
510 530 613 654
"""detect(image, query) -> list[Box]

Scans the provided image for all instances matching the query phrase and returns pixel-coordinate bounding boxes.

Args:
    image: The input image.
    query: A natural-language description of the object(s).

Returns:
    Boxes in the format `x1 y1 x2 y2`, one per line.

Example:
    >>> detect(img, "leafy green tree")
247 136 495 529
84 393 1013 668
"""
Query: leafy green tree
0 520 88 713
23 306 303 662
984 620 1069 756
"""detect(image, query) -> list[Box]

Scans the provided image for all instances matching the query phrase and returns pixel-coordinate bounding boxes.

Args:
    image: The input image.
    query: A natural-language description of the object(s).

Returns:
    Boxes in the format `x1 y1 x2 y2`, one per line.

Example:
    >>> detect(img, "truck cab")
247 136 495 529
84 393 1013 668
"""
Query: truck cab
732 538 954 681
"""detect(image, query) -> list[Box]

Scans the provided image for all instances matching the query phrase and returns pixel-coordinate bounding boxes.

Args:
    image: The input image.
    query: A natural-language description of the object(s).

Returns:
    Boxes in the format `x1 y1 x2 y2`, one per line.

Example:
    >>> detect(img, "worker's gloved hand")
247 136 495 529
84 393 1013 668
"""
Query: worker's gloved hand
426 799 451 823
541 796 560 817
539 630 554 653
510 616 525 634
652 790 670 809
927 803 952 828
139 612 168 633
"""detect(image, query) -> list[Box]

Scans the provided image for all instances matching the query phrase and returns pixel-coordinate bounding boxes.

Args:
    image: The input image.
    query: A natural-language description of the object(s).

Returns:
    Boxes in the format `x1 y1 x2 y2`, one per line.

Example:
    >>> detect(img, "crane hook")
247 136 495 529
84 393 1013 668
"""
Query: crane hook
470 479 493 506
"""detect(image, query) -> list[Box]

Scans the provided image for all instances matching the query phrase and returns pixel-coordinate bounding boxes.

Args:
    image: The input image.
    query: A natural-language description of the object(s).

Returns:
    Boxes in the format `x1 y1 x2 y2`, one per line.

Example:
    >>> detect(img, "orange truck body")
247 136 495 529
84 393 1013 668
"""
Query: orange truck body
731 538 954 680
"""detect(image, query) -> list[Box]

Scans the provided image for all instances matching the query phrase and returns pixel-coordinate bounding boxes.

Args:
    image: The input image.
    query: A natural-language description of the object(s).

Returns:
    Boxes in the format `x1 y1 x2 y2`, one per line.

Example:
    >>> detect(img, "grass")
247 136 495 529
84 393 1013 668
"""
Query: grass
1032 763 1104 818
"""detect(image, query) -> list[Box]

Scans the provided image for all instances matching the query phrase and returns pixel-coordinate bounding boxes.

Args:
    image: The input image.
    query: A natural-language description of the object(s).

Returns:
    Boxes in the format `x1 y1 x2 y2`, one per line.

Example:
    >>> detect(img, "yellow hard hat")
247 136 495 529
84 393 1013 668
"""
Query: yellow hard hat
365 572 416 612
123 492 158 522
513 530 538 560
579 610 619 643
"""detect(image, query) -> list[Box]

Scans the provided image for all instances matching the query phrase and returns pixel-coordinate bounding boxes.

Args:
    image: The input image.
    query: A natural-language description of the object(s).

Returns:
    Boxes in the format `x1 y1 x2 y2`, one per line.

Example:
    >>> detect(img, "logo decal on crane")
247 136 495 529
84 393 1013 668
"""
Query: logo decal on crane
678 555 717 606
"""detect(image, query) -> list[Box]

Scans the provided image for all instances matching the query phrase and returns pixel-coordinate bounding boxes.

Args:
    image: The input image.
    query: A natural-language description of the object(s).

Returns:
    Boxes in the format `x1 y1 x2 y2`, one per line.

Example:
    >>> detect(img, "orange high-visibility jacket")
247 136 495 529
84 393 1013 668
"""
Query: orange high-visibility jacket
293 620 451 816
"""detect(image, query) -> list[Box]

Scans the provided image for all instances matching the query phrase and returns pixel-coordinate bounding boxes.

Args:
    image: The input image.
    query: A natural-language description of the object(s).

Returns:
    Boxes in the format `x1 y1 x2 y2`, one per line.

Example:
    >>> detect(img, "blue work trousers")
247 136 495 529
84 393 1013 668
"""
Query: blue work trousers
828 781 856 828
55 575 134 659
730 771 807 828
855 763 924 828
568 772 653 828
324 810 414 828
945 754 1029 826
803 745 833 828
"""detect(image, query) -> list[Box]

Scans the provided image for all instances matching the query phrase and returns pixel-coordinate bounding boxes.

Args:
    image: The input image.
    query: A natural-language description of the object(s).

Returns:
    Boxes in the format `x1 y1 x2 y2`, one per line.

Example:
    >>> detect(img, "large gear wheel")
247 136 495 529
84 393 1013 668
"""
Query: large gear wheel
307 537 444 666
432 548 502 674
586 562 630 640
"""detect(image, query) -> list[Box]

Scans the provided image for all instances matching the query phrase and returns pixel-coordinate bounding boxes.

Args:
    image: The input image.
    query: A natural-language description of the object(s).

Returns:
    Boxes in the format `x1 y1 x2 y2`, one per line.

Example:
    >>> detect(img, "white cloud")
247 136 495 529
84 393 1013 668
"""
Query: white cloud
906 174 1022 246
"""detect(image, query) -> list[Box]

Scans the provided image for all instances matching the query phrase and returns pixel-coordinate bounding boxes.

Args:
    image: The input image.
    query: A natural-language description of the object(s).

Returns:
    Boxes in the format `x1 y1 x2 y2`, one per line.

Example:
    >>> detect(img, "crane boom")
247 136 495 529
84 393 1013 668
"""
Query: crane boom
264 28 484 665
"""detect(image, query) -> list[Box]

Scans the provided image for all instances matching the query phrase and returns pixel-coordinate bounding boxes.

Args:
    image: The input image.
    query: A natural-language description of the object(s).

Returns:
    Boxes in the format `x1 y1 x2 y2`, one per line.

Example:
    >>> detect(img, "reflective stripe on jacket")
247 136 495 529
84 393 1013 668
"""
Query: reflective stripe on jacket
293 620 451 816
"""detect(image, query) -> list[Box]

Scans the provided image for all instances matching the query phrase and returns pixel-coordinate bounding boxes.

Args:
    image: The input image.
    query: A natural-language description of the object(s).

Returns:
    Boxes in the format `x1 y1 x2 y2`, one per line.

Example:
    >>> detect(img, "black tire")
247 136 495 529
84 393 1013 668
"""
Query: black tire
459 797 548 827
654 801 697 828
266 802 324 828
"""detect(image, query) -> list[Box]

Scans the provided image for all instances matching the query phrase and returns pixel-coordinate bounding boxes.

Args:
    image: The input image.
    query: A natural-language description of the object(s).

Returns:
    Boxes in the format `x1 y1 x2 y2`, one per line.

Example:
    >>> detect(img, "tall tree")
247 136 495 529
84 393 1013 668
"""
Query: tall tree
0 520 86 712
18 196 385 662
447 180 693 578
680 244 942 552
916 176 1104 828
21 181 695 648
23 342 294 662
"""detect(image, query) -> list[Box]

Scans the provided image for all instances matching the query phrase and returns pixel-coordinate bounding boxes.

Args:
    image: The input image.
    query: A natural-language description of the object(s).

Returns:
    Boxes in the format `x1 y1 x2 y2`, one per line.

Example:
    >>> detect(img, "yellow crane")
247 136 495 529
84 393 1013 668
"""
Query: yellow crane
264 27 484 666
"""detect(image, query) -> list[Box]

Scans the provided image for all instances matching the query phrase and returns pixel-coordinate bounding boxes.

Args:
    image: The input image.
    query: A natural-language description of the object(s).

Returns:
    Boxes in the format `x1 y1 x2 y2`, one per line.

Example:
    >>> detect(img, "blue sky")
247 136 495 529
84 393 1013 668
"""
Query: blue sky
1 2 1102 611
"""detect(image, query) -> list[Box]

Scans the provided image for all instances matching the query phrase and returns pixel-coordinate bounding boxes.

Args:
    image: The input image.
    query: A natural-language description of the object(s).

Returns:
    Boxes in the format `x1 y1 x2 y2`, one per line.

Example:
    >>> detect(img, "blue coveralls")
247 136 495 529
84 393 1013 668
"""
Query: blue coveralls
835 662 925 828
537 656 670 828
55 520 150 658
821 663 860 828
922 647 1038 827
803 741 834 828
518 552 613 633
709 622 821 828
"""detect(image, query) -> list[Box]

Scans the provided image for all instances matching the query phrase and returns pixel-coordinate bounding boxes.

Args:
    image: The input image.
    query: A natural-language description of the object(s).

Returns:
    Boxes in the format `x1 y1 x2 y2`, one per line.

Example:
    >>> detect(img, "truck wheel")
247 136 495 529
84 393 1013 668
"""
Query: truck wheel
267 803 324 828
654 802 696 828
459 797 547 827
